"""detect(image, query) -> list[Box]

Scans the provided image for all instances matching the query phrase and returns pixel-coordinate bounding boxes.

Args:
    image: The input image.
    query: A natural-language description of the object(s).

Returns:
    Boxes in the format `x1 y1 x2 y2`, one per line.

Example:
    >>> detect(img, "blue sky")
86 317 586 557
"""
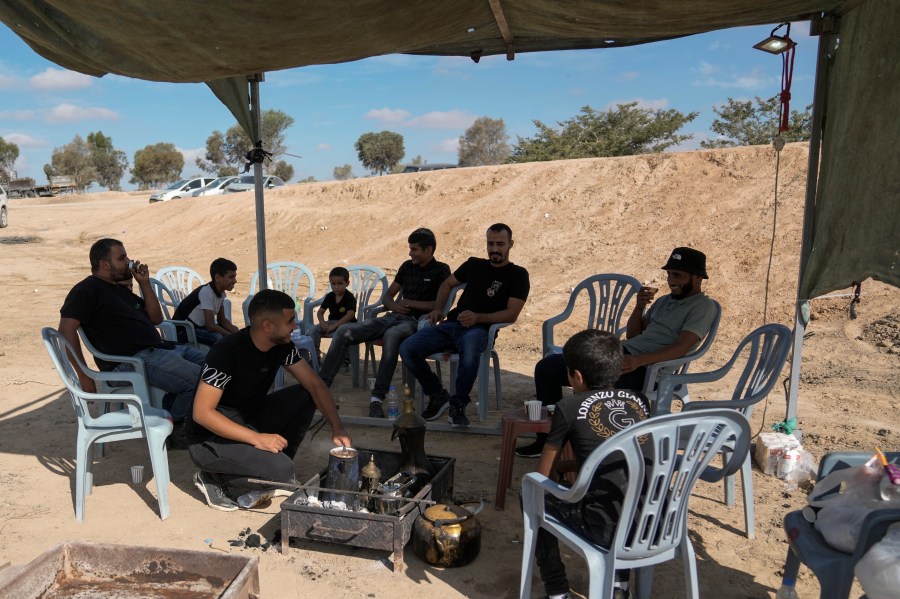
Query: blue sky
1 22 817 188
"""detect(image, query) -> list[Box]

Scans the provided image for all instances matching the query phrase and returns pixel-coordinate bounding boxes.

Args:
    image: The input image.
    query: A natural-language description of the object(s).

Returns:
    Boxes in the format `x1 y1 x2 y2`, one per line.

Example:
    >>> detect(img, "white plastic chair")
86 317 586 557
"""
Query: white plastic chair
520 409 750 599
147 277 200 347
655 323 792 539
304 265 388 387
542 274 642 357
42 327 173 521
77 327 167 411
640 299 722 406
155 265 232 322
242 261 316 327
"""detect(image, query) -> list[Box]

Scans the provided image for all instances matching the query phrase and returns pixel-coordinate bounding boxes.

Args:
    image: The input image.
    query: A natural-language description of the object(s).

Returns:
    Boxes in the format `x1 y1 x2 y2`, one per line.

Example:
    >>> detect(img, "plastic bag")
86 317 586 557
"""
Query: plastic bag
810 458 900 553
855 522 900 599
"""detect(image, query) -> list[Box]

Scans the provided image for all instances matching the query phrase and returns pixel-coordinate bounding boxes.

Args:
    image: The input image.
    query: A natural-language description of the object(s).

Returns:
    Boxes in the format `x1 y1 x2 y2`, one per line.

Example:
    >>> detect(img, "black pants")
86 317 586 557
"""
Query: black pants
534 496 628 596
188 384 316 494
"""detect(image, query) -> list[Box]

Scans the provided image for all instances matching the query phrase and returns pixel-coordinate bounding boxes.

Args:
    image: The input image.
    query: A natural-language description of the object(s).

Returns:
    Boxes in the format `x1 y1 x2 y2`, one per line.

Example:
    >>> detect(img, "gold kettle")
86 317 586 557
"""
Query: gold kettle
411 501 482 567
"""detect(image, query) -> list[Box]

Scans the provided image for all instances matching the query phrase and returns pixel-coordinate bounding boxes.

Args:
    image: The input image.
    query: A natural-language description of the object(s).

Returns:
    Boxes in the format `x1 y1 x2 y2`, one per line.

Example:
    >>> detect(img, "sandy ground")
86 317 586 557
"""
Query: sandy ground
0 142 897 598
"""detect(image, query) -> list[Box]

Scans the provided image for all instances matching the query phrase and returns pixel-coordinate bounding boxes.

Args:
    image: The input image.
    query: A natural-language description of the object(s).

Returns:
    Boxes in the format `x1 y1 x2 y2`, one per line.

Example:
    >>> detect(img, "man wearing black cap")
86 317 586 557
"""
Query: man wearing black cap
518 246 717 457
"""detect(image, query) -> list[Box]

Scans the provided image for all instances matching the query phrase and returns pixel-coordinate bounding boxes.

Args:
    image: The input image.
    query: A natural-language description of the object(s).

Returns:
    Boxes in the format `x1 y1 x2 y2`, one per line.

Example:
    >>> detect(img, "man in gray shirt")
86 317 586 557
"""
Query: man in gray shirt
520 246 717 457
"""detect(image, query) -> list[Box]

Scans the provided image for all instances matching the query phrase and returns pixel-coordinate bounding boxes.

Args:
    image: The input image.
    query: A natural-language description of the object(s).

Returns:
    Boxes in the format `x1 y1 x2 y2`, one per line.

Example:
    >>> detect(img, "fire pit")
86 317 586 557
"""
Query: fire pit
280 448 454 571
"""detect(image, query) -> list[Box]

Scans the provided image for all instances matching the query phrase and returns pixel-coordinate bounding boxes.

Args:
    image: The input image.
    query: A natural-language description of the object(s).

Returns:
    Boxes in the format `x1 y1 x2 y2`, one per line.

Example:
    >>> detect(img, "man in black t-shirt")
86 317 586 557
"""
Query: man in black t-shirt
533 330 650 599
399 223 530 427
318 229 451 418
187 289 351 511
58 238 207 425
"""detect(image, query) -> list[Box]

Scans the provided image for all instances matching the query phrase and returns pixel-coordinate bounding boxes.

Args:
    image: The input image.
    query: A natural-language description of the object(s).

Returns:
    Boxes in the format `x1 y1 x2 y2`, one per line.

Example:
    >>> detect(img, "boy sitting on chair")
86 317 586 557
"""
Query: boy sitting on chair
309 266 357 359
173 258 240 346
532 329 651 599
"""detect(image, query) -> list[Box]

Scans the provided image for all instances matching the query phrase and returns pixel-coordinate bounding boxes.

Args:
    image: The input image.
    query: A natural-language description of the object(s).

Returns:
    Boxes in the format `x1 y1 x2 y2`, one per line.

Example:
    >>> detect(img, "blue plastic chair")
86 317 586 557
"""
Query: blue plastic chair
43 327 173 521
147 277 201 347
541 273 642 357
782 451 900 599
656 323 792 539
520 409 750 599
241 261 316 327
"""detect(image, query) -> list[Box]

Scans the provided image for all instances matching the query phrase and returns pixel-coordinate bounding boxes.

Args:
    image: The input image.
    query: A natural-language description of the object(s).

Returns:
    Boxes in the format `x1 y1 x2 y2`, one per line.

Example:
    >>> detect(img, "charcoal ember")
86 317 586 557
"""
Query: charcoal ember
245 534 261 548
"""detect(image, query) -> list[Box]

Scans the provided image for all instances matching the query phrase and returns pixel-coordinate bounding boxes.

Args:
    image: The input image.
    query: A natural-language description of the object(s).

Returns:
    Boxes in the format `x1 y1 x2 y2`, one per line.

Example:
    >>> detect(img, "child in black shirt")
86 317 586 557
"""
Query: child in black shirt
310 266 357 356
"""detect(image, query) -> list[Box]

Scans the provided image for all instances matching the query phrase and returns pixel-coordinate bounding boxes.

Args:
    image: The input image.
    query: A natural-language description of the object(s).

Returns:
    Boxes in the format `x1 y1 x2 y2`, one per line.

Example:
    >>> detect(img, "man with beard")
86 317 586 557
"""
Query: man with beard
59 238 207 427
187 289 351 511
517 247 716 457
317 228 450 418
400 223 530 427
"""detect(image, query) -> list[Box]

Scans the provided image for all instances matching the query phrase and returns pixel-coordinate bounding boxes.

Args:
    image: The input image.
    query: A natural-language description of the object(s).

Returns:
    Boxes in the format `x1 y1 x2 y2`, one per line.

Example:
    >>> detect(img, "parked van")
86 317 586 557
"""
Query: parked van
149 177 216 202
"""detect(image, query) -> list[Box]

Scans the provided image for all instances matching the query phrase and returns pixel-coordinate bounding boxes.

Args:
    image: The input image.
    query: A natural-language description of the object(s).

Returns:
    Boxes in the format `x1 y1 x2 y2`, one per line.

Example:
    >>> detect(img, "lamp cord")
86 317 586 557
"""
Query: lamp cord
763 137 783 324
779 38 796 132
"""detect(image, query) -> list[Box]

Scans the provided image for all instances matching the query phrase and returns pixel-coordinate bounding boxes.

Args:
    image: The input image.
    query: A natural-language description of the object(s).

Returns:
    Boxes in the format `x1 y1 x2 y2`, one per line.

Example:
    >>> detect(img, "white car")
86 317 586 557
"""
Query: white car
149 177 216 203
224 175 286 193
190 176 237 197
0 183 7 228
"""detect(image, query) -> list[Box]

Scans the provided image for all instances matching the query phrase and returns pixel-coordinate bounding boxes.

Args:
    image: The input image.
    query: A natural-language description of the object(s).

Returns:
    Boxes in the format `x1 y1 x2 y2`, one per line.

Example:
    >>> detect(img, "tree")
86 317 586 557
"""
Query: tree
86 131 128 190
130 142 184 189
203 109 296 174
50 135 97 191
333 164 354 180
509 103 698 163
298 176 317 183
195 131 236 175
458 116 510 166
355 131 405 175
0 136 19 182
701 95 812 148
272 160 294 182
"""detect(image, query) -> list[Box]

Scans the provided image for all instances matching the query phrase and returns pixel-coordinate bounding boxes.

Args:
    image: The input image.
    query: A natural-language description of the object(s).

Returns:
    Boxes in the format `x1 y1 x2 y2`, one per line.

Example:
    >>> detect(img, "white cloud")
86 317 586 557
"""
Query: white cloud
697 61 719 76
29 68 93 90
0 109 36 121
2 133 45 148
45 103 119 123
315 143 332 151
13 155 29 173
605 98 669 111
432 137 460 153
365 107 411 124
406 110 477 129
178 147 205 171
365 108 475 129
618 71 639 81
692 67 774 90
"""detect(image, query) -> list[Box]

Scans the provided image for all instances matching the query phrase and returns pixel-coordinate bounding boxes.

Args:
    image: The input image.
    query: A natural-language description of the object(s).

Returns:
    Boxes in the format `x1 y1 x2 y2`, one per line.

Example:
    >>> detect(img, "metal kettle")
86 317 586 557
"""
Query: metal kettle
411 501 482 567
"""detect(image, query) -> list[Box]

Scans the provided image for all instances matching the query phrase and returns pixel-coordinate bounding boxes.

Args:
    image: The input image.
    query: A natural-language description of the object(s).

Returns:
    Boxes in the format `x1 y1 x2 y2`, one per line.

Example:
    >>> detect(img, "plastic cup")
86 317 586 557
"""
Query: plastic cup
130 465 144 485
525 400 543 421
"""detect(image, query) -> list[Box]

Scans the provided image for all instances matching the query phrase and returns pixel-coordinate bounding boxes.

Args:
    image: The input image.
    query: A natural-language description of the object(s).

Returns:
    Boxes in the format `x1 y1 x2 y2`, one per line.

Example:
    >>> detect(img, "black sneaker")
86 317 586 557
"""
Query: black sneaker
167 422 189 450
448 403 469 427
193 471 238 512
516 440 545 458
368 401 385 418
422 391 451 421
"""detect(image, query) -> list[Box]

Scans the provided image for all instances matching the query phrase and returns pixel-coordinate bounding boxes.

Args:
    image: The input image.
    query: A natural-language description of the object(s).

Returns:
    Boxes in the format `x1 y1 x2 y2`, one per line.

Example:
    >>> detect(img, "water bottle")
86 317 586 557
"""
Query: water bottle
387 386 400 420
775 578 799 599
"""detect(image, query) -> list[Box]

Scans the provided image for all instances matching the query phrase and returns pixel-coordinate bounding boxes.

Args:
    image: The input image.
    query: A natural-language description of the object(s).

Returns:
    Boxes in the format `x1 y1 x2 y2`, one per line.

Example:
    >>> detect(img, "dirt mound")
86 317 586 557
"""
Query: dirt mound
862 309 900 354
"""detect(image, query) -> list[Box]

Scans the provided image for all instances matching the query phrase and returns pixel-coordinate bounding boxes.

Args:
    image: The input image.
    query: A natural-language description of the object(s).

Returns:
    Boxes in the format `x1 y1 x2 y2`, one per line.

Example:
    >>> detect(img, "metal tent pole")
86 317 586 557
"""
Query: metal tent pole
786 18 836 424
249 73 268 290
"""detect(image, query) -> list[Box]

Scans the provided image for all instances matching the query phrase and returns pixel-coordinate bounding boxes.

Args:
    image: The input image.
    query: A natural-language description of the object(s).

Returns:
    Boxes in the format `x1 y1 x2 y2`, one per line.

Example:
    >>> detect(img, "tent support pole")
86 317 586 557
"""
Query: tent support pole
786 20 835 426
250 73 268 290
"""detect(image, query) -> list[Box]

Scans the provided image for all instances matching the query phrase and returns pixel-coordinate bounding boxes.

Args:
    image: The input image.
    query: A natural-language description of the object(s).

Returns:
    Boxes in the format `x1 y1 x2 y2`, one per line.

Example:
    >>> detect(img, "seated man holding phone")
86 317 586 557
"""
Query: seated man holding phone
518 246 717 457
58 238 207 427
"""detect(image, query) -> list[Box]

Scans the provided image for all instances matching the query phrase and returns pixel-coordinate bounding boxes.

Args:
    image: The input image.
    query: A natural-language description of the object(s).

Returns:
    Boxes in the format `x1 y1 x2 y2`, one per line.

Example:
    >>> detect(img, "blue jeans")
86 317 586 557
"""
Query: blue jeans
399 320 488 406
319 314 417 399
194 328 224 347
116 344 206 422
